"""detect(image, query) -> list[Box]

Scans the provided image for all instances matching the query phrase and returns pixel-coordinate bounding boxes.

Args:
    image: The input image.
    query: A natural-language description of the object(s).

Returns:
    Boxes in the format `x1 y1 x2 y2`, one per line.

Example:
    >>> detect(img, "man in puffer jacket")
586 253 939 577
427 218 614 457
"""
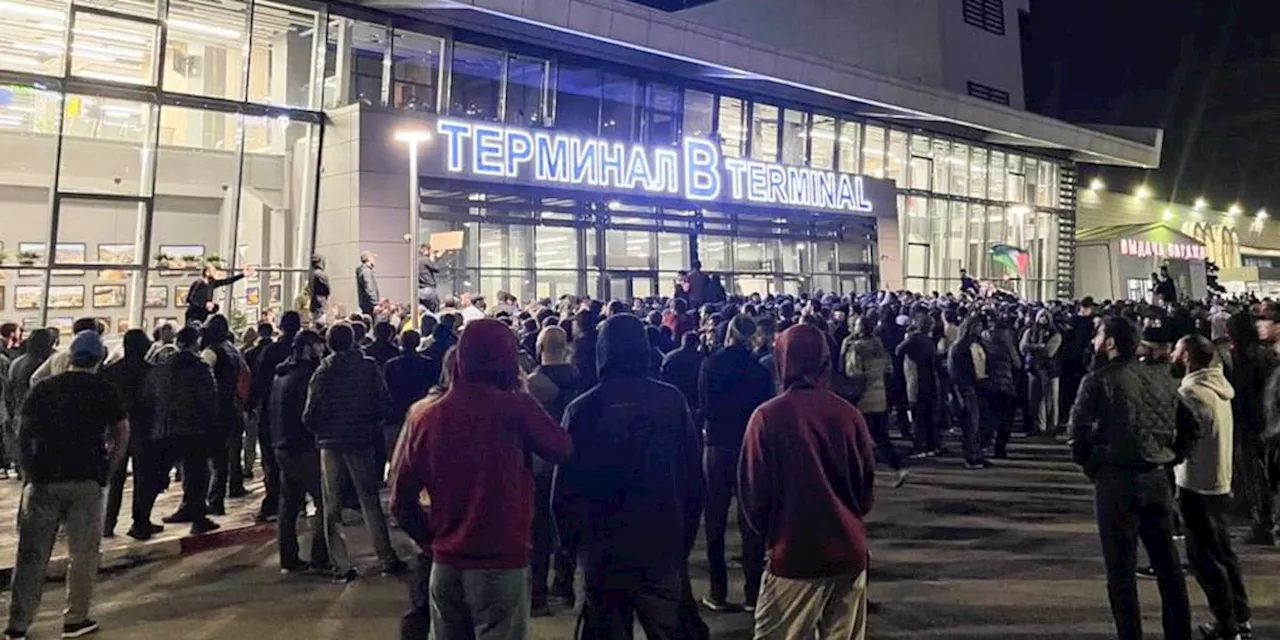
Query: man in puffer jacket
303 322 404 581
269 330 330 574
200 315 248 514
1173 334 1252 640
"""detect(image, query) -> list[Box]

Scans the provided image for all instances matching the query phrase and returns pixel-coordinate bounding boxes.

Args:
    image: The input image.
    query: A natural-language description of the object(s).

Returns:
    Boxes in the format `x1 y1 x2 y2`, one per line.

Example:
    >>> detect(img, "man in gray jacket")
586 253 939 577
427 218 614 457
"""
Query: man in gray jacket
355 252 379 317
1174 335 1251 640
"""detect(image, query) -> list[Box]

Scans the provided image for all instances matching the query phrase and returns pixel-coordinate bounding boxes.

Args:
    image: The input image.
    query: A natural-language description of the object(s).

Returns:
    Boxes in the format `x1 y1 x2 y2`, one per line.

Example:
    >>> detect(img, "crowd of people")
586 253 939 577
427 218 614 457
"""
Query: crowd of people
1 253 1278 640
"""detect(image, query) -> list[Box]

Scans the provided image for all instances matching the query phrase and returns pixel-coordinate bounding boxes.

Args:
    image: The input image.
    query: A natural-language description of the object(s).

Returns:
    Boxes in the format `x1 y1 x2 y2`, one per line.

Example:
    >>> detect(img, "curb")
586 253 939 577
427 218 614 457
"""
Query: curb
0 521 276 590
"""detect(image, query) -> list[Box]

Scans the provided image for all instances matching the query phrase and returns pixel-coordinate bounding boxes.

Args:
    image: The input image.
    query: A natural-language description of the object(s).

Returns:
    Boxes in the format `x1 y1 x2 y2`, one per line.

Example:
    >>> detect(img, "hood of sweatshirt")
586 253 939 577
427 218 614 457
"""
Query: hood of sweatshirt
776 324 830 390
457 318 520 386
1182 365 1235 402
596 314 649 379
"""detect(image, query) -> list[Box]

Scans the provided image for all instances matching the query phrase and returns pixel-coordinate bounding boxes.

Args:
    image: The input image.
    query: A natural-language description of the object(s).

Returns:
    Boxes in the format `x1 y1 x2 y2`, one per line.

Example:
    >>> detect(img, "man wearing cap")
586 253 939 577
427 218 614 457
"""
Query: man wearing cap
5 331 129 640
356 252 380 317
697 314 774 612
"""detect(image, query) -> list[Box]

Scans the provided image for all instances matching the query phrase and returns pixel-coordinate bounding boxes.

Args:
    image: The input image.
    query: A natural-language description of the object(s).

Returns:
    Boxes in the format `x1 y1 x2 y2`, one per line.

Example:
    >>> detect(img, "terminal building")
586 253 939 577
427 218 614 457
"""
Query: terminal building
0 0 1161 332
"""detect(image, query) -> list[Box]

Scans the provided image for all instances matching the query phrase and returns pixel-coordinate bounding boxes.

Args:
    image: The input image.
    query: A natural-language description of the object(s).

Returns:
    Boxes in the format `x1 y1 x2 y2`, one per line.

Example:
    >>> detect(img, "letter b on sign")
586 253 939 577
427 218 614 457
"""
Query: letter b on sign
683 138 720 201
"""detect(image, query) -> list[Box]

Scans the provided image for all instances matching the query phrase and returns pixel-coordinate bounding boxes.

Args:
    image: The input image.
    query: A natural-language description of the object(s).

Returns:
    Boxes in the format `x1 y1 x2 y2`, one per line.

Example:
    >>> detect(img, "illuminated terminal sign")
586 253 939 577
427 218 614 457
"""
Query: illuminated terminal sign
1119 237 1206 260
430 118 892 214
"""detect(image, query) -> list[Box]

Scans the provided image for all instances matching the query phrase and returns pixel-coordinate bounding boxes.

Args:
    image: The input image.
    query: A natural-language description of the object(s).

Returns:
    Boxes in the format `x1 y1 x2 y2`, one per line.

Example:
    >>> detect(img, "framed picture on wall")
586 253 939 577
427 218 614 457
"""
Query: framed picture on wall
95 317 112 334
174 285 189 308
153 317 178 330
243 307 259 324
20 317 37 332
14 285 40 310
269 264 282 283
92 284 126 308
240 245 258 282
157 245 205 274
268 284 281 305
0 285 6 312
17 242 45 277
246 286 260 306
53 243 86 276
97 244 135 282
144 285 168 308
48 285 84 309
49 317 74 338
115 318 130 334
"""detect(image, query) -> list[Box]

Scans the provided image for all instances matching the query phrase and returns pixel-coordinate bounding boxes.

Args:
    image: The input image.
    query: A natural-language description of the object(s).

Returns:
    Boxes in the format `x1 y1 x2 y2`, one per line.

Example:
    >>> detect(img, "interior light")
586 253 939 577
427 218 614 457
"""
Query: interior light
1229 203 1243 217
167 18 242 40
1088 178 1105 191
1162 208 1174 221
1135 185 1153 200
393 130 430 143
0 0 65 19
1194 197 1207 210
1257 209 1269 220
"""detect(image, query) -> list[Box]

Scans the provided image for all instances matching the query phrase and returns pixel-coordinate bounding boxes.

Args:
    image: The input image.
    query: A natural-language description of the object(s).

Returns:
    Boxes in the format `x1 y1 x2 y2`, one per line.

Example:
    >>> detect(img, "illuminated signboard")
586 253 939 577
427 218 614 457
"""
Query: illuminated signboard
1119 237 1206 260
429 118 892 214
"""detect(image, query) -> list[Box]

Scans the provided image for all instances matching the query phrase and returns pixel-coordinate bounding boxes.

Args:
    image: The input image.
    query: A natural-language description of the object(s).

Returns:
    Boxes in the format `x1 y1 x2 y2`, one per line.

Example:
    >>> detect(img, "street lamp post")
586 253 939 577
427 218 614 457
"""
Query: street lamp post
395 130 431 331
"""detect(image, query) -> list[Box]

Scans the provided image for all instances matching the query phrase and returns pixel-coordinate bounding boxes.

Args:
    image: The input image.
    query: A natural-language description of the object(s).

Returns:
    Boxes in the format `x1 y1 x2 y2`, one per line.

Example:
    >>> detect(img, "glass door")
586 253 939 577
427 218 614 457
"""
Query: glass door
605 271 657 301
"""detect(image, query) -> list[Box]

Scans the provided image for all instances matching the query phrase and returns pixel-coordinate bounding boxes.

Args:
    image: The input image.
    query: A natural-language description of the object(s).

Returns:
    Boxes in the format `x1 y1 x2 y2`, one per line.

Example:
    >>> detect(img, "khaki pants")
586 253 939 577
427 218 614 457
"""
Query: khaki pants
753 569 867 640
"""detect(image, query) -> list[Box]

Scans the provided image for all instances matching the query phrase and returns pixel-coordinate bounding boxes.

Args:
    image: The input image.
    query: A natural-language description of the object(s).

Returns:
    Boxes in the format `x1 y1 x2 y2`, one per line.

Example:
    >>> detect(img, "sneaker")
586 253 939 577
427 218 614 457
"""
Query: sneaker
125 525 153 542
743 601 757 613
333 568 359 584
907 451 931 460
207 503 226 516
963 461 987 471
280 561 309 576
149 523 165 534
1241 621 1254 639
381 559 409 576
893 469 910 488
700 596 743 613
1199 621 1243 640
5 630 27 640
62 619 99 638
161 510 194 524
1136 566 1158 579
190 519 221 535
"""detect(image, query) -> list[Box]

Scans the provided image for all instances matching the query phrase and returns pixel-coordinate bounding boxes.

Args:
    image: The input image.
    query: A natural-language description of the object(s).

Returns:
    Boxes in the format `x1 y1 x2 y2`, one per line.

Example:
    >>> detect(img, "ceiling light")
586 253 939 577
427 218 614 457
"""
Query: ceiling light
1228 203 1243 217
1135 185 1153 199
1194 197 1207 210
1088 178 1105 191
167 18 242 40
1257 209 1269 220
1162 208 1173 221
0 1 65 19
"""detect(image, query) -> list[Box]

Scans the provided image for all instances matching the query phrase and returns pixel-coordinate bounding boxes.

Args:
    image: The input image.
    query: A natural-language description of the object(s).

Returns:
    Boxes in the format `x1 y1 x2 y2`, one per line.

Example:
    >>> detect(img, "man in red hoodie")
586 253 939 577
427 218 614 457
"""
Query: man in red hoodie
389 318 572 640
739 323 877 639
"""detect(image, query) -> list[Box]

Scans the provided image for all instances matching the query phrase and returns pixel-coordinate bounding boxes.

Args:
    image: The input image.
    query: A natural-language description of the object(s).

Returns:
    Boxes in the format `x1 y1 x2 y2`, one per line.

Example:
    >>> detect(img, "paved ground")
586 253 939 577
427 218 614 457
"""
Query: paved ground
6 438 1280 638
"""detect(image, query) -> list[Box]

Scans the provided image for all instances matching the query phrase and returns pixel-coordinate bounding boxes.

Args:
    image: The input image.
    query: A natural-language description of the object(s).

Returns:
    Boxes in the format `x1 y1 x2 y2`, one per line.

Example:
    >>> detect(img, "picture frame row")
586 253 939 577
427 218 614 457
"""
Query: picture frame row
2 283 283 310
20 316 182 337
2 241 283 282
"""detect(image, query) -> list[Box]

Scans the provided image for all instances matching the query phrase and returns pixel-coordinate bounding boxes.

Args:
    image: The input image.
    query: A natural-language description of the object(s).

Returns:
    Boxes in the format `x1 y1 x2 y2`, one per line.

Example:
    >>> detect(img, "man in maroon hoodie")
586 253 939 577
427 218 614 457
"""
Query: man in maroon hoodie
739 323 877 639
389 318 572 640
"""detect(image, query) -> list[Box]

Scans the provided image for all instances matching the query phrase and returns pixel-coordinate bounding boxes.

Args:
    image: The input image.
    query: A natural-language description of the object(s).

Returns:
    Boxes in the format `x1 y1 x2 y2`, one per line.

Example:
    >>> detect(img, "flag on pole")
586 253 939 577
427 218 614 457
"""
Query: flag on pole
990 244 1030 278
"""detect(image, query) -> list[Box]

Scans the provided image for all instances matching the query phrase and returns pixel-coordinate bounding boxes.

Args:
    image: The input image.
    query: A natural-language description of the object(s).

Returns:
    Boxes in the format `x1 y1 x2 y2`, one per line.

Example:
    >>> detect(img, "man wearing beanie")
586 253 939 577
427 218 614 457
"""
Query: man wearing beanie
6 330 128 639
697 313 774 612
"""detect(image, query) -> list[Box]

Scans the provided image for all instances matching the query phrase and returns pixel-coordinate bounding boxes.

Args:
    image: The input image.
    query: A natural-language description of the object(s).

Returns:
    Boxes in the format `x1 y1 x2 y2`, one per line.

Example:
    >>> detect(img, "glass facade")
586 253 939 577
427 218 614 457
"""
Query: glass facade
0 0 1076 323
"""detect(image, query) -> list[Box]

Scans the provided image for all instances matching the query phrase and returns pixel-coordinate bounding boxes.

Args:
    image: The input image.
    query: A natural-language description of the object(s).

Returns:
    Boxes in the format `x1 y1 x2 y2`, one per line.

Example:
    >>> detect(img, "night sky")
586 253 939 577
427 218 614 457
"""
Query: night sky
1024 0 1280 212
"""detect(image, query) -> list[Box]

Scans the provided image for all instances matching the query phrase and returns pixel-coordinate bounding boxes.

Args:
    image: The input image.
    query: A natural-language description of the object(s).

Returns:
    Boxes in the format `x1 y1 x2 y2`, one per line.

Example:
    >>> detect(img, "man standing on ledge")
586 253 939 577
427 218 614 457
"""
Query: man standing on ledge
185 262 253 326
418 244 442 314
309 255 331 326
356 252 380 317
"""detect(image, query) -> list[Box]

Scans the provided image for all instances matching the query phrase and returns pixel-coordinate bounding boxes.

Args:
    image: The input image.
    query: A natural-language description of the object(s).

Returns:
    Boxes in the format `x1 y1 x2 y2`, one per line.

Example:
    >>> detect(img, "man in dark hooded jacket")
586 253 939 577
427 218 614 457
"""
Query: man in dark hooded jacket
249 312 301 524
102 330 153 539
270 330 329 573
309 254 331 325
662 332 704 418
4 328 54 481
200 315 248 513
554 314 709 639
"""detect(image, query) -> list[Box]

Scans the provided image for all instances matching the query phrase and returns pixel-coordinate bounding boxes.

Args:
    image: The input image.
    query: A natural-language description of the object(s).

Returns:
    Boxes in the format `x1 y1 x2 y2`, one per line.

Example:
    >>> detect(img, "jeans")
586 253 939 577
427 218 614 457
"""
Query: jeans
703 445 764 604
1094 467 1191 640
429 564 528 640
1179 490 1251 635
5 481 104 635
863 412 903 470
1028 372 1059 434
958 389 986 465
319 446 399 572
578 565 709 640
401 553 432 640
753 569 866 640
276 448 329 569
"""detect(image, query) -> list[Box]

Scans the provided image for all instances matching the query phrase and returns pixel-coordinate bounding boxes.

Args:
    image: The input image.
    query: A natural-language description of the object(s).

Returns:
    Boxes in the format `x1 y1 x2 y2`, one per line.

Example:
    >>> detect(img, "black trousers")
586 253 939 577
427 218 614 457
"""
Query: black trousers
703 445 764 604
140 435 210 523
276 448 328 569
988 394 1015 456
530 469 555 607
104 445 146 534
864 412 903 470
401 552 432 640
577 565 708 640
1237 427 1280 534
911 400 939 453
1179 490 1251 635
1094 467 1191 640
257 414 279 519
958 389 986 465
208 430 246 508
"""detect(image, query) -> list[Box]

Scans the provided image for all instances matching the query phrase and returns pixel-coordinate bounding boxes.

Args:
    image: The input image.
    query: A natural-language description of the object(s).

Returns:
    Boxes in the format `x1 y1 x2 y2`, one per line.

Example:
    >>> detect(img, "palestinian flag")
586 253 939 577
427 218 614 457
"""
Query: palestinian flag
990 244 1030 278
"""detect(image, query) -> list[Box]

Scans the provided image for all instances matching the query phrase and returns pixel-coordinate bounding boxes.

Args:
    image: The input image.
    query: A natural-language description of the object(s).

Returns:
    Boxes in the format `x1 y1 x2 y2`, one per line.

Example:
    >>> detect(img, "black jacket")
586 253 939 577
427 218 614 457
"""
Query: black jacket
356 263 379 312
204 341 246 435
365 339 399 368
145 350 218 440
303 349 391 450
1063 315 1096 372
6 352 49 421
184 273 245 324
102 357 153 444
528 363 581 423
269 357 318 452
309 260 331 313
553 315 704 572
384 352 434 423
572 336 599 395
1069 358 1199 475
1233 343 1276 433
661 344 704 415
698 345 773 448
983 333 1020 398
896 330 939 404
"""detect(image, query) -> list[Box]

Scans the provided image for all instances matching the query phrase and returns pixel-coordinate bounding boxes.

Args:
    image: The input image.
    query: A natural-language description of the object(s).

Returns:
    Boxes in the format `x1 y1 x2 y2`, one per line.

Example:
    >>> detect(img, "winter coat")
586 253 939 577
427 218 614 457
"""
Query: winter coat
268 357 319 452
897 331 938 405
385 352 435 424
527 363 581 423
554 315 704 573
145 350 218 441
661 344 704 415
308 258 331 314
356 263 379 312
102 357 153 444
202 341 246 436
739 323 876 579
6 352 49 422
1021 324 1062 376
1176 366 1235 495
948 336 987 392
303 349 391 450
984 333 1021 398
841 337 891 414
365 339 399 368
698 345 774 448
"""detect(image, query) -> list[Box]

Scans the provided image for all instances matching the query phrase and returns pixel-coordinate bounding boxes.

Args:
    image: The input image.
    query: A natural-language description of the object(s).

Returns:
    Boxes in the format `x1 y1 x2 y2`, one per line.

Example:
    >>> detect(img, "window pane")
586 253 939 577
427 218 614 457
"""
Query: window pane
932 139 950 195
699 235 730 272
717 97 744 158
781 110 806 166
837 119 859 173
600 73 636 140
503 55 546 125
908 155 931 190
988 152 1006 201
734 238 773 271
657 232 687 271
950 144 969 196
164 0 248 100
392 31 442 113
809 115 835 170
535 226 577 270
887 130 907 185
240 117 319 271
71 13 158 85
969 148 987 199
645 83 678 145
967 204 985 278
750 103 778 162
248 1 321 110
862 125 885 178
449 43 503 121
324 19 387 108
60 95 155 196
606 229 653 269
681 89 713 138
555 64 599 135
1 0 69 75
1038 161 1057 207
0 84 57 272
